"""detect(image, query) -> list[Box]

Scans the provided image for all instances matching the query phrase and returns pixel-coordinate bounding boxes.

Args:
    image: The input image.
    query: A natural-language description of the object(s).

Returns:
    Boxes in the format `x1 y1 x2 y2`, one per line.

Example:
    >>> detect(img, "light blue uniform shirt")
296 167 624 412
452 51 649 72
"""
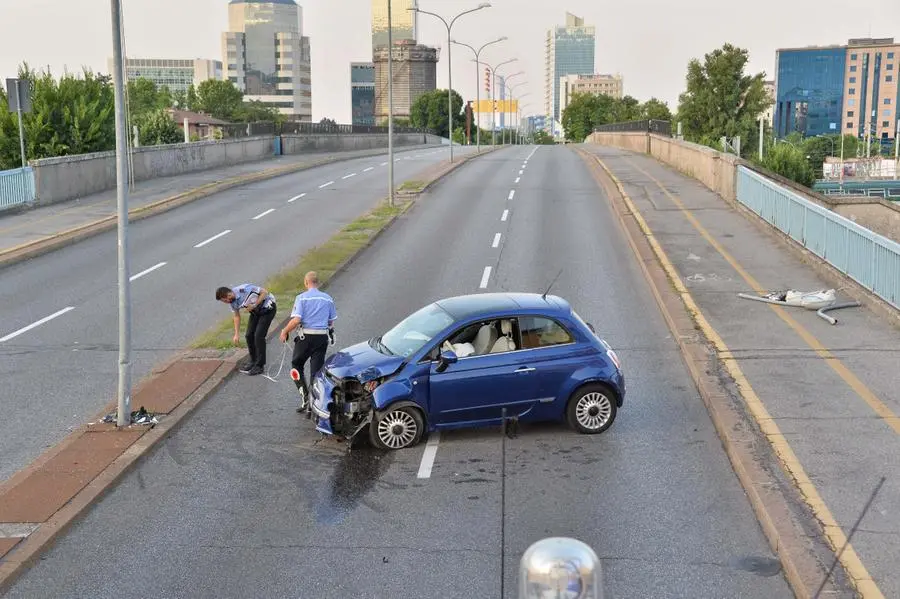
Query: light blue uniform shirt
230 284 275 312
290 288 337 330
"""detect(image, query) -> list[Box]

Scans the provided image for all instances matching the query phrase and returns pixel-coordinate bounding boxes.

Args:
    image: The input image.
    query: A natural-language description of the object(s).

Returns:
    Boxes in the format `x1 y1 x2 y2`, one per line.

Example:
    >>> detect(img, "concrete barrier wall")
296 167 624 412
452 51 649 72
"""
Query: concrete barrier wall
586 130 900 244
30 132 440 207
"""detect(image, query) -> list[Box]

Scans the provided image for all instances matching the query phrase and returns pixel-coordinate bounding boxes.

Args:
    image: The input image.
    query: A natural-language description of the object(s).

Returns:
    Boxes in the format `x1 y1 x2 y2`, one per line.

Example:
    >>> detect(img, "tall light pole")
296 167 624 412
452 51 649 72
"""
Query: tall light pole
387 0 394 206
477 57 517 145
502 73 525 144
508 89 530 145
451 36 506 152
110 0 132 427
411 3 491 162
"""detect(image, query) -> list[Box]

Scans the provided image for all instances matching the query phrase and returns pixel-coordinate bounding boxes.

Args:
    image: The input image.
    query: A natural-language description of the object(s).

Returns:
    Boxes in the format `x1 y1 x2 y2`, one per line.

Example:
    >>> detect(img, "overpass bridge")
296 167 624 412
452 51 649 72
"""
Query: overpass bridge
0 126 897 598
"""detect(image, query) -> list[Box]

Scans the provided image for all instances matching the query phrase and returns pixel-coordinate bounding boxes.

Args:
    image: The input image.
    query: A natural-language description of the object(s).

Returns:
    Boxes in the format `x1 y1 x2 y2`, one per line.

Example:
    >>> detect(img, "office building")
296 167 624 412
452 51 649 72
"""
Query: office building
351 62 375 126
110 58 223 95
558 73 624 114
545 12 596 131
774 37 900 143
222 0 312 120
373 41 438 123
372 0 417 50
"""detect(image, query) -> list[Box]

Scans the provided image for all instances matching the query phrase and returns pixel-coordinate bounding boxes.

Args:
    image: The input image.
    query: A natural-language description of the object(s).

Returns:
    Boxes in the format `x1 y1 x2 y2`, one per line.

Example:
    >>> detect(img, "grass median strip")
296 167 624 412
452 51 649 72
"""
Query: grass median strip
191 197 413 350
398 180 426 192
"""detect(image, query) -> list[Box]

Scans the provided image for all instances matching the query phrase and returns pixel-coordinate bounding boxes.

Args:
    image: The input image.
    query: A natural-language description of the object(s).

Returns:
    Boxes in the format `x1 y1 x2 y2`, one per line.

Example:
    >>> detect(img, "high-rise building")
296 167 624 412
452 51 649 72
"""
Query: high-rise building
373 41 438 123
558 73 624 114
371 0 418 50
545 12 596 132
774 37 900 143
222 0 312 120
351 62 376 126
109 58 223 95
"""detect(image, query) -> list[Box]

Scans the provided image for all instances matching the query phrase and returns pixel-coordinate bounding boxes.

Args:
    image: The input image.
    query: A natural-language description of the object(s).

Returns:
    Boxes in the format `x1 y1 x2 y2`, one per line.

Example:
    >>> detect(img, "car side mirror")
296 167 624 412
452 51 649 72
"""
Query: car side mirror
435 350 458 373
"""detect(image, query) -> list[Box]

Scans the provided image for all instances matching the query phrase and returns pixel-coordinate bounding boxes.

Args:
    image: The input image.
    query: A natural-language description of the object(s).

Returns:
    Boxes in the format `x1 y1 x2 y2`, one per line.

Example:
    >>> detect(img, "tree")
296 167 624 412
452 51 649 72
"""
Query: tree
760 142 815 187
676 43 768 158
409 89 463 138
135 109 183 146
532 130 556 145
195 79 244 121
641 97 673 121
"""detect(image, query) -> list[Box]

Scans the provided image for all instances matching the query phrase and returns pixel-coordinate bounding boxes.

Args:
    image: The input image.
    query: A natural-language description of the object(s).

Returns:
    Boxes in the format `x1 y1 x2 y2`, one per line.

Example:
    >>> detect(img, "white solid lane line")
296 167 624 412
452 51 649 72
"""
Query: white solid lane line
508 190 515 200
252 208 276 220
288 193 306 203
1 307 76 343
130 262 167 282
479 266 492 289
194 229 231 248
364 167 374 172
417 431 441 479
501 209 509 221
492 233 501 248
319 181 334 188
342 173 357 179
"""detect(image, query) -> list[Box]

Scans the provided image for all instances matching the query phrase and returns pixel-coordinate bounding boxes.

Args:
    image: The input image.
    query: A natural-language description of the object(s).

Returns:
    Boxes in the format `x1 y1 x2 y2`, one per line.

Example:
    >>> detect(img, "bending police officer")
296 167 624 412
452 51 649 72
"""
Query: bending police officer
216 283 277 376
279 271 336 411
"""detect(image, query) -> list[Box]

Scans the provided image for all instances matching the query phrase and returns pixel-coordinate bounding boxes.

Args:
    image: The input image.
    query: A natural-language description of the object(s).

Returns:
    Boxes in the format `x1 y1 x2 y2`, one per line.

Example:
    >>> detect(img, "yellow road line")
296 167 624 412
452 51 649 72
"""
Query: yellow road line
594 155 885 599
625 158 900 436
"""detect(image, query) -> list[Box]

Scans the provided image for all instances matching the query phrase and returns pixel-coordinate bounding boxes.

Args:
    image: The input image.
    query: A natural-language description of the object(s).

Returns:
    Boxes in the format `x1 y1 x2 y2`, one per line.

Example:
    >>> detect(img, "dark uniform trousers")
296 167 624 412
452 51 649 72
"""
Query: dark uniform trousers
291 332 329 394
246 303 276 368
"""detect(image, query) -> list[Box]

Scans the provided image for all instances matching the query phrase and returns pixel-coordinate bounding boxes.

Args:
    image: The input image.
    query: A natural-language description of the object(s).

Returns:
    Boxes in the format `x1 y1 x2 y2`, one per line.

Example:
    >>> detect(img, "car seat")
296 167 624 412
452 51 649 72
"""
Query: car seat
490 320 516 353
472 323 498 355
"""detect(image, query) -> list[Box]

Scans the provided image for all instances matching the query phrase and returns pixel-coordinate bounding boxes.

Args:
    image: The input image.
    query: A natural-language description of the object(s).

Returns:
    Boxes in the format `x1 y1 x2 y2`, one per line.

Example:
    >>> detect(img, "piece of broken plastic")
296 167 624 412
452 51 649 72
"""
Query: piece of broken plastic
100 406 160 426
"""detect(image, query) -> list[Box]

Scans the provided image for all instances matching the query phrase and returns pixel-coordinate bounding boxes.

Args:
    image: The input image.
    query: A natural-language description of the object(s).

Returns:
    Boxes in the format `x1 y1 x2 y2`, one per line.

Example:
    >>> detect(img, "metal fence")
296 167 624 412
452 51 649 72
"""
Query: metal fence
737 166 900 309
219 121 432 139
593 119 672 136
814 179 900 200
0 167 35 212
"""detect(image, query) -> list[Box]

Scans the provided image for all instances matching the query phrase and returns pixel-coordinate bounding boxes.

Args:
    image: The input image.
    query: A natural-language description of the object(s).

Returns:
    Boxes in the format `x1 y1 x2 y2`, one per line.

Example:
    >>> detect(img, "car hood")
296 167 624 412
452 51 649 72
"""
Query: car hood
324 340 406 382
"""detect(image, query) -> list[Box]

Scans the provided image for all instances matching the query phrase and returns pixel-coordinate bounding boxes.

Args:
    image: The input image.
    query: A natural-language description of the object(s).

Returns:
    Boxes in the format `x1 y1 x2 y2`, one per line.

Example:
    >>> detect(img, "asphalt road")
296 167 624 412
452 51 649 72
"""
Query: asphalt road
0 144 475 484
2 145 794 598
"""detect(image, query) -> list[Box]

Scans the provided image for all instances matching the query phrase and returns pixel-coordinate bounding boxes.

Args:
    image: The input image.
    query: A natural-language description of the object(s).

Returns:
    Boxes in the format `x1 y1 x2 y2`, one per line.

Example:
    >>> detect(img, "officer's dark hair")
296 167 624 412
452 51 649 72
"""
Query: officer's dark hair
215 286 232 300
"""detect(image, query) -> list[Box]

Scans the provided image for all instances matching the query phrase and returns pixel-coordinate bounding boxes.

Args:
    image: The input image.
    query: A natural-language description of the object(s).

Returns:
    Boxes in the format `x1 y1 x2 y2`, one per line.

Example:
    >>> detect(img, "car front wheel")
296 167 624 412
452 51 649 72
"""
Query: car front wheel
369 405 425 450
566 384 617 434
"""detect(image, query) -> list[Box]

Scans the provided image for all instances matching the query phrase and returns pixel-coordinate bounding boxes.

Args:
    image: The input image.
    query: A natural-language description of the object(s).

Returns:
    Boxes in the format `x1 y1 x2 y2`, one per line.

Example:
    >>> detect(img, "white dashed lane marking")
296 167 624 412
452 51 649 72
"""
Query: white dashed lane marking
130 262 167 282
194 229 231 248
252 208 276 220
0 307 76 343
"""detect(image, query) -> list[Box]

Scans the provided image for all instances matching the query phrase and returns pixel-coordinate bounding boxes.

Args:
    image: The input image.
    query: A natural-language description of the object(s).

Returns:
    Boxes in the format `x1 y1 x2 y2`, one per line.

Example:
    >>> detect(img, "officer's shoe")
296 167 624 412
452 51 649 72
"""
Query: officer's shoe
246 365 264 376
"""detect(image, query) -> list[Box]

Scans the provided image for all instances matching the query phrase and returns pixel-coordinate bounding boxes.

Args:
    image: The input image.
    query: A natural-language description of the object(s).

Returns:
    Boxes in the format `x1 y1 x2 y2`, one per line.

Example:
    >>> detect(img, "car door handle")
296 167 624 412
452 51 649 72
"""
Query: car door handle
515 367 535 373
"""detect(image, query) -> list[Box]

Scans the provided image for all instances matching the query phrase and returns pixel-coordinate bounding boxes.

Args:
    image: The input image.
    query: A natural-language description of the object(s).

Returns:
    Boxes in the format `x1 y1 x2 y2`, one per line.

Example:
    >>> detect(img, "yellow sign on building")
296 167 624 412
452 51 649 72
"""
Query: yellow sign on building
473 99 519 113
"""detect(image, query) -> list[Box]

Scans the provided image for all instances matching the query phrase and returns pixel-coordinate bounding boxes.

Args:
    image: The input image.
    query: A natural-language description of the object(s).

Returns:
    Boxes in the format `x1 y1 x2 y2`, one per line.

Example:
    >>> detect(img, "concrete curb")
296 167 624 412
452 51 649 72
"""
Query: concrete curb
0 144 505 594
0 144 439 269
575 147 854 599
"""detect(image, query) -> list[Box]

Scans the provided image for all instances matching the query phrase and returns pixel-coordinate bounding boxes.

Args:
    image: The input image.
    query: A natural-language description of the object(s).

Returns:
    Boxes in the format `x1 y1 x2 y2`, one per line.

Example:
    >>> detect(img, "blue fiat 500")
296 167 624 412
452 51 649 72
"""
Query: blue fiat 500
307 292 625 450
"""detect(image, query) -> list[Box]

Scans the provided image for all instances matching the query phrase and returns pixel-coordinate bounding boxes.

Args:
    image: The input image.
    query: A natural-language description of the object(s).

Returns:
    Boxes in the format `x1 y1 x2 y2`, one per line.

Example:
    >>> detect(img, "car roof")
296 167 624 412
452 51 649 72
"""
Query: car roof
435 292 571 320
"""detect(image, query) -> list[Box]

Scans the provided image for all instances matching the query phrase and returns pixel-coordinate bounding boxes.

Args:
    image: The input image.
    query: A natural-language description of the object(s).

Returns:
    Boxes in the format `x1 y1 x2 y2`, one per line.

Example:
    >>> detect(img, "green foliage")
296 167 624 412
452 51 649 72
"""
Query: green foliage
759 142 815 187
194 80 244 121
676 43 768 158
135 109 183 146
560 93 674 142
532 130 556 145
409 89 464 138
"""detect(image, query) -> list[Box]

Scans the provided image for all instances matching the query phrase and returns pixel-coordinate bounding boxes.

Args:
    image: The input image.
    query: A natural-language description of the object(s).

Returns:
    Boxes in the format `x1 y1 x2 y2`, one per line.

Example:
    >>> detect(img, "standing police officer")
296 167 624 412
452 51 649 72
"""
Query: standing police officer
279 271 336 408
216 283 277 376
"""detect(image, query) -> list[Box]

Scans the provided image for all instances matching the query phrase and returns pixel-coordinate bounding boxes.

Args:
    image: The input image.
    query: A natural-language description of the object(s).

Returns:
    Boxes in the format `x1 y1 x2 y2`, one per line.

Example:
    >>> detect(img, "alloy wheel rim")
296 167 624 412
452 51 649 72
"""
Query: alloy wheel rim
575 392 612 430
377 411 417 448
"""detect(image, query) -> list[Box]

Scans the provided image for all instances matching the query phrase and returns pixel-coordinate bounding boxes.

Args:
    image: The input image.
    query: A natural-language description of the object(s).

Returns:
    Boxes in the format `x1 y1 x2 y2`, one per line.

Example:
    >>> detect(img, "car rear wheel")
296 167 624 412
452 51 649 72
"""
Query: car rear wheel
369 405 425 450
566 384 617 434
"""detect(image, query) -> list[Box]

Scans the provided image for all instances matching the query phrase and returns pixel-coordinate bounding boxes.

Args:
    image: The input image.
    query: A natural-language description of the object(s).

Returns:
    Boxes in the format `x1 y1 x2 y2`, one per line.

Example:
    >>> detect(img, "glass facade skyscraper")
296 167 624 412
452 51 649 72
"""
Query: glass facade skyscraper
371 0 417 50
351 63 375 126
544 13 595 132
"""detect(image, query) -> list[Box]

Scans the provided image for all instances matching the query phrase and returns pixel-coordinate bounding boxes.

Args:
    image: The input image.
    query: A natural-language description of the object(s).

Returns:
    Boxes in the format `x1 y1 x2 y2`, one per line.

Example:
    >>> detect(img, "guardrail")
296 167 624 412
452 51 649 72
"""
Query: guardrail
0 167 35 212
219 121 433 139
737 166 900 309
594 119 672 136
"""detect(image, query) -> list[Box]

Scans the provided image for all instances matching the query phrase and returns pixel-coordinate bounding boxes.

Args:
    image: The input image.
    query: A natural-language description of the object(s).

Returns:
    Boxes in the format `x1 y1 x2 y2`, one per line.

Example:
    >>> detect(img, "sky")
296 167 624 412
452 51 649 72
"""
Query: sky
2 0 899 123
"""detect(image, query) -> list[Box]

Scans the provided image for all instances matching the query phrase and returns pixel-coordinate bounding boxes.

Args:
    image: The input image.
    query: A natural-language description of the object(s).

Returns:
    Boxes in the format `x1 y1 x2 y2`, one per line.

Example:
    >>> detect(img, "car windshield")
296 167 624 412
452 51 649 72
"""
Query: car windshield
379 302 456 358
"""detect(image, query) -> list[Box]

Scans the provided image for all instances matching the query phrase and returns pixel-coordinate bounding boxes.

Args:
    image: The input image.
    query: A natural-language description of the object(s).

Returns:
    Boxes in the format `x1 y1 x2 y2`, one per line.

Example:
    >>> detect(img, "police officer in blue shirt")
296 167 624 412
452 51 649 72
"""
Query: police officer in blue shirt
216 283 277 376
279 271 336 408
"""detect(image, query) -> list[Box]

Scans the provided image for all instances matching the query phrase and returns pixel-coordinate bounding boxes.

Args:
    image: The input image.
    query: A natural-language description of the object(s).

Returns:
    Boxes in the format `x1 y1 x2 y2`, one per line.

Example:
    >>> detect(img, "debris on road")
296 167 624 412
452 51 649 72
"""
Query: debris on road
100 406 160 427
738 288 861 325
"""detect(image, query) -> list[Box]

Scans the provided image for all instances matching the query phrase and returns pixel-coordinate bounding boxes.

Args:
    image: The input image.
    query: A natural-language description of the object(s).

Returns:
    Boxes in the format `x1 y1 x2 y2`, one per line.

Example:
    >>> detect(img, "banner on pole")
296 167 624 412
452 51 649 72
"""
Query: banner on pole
473 99 518 113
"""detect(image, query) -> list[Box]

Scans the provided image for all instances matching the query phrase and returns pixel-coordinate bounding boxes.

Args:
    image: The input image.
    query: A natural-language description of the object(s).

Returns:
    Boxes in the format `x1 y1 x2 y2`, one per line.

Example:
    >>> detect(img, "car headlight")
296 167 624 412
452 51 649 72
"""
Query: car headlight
364 380 380 393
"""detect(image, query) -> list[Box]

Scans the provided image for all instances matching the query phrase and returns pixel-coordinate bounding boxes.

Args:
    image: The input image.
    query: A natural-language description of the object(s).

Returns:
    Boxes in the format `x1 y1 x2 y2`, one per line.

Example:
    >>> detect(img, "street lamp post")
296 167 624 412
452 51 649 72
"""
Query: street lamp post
509 91 530 145
451 36 506 152
387 0 394 206
411 3 491 163
505 78 527 144
477 58 517 145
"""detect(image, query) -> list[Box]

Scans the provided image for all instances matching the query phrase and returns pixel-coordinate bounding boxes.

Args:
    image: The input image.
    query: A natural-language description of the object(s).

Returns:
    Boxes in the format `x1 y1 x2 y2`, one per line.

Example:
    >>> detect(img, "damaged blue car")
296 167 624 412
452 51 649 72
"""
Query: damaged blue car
306 292 625 450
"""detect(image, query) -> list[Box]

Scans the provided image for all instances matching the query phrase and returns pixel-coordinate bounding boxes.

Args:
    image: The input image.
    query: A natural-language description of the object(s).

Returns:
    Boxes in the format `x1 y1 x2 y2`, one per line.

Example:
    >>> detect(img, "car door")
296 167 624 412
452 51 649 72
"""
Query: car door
428 318 539 426
516 315 586 410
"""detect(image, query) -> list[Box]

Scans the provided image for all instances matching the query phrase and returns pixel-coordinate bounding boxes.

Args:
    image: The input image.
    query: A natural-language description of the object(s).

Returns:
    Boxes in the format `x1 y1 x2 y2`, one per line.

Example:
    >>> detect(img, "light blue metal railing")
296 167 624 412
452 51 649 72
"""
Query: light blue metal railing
737 166 900 310
0 167 35 212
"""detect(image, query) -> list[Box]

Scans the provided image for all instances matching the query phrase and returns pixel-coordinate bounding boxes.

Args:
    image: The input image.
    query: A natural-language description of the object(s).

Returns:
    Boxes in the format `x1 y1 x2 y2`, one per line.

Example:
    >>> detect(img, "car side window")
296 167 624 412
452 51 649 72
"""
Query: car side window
519 316 573 349
435 319 519 358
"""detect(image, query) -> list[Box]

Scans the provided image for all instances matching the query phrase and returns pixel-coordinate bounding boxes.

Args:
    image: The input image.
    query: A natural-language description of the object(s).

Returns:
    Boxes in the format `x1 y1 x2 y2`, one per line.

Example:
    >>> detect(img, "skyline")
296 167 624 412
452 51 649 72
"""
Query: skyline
1 0 898 123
